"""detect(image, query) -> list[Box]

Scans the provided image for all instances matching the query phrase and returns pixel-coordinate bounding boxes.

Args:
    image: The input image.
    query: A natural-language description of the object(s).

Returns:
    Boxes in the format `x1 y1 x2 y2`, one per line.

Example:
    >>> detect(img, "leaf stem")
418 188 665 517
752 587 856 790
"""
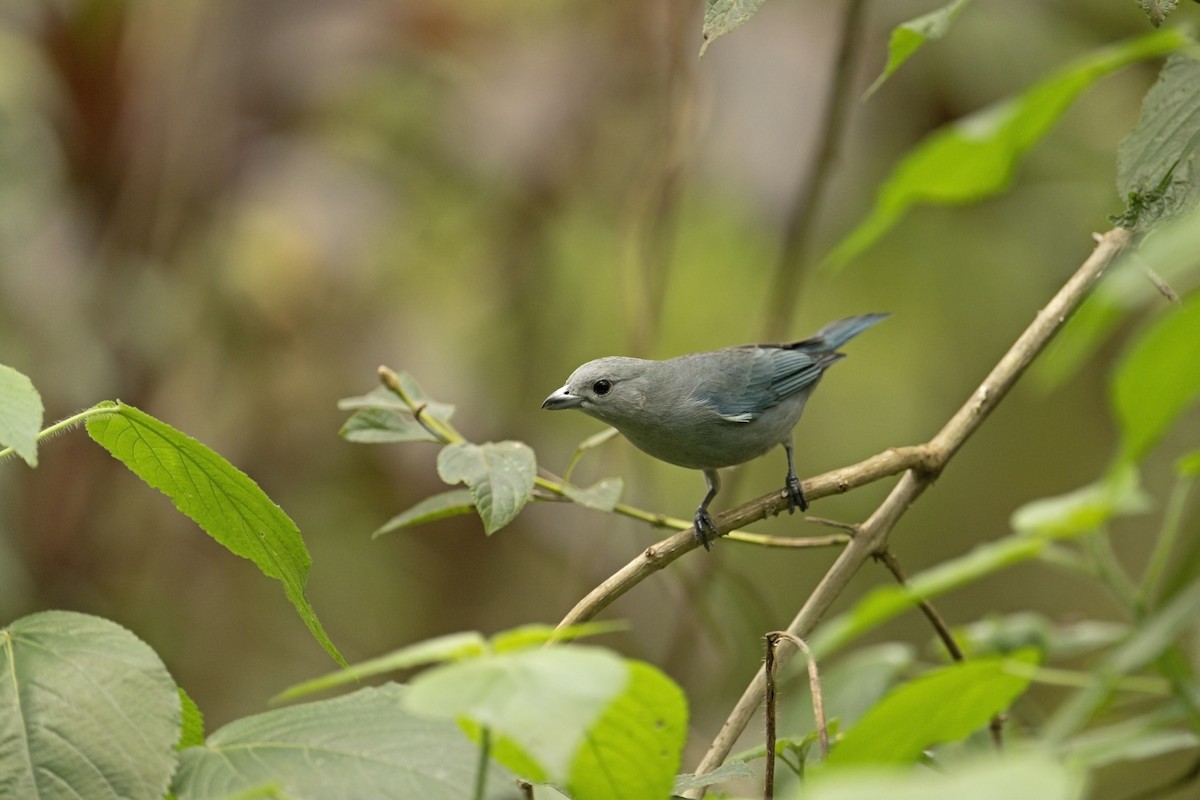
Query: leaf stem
0 403 120 464
473 725 491 800
1138 471 1195 608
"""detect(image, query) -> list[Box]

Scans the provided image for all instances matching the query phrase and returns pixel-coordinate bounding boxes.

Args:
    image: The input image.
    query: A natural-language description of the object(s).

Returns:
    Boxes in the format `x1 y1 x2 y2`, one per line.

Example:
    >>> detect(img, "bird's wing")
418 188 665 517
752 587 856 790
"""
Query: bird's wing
701 347 835 422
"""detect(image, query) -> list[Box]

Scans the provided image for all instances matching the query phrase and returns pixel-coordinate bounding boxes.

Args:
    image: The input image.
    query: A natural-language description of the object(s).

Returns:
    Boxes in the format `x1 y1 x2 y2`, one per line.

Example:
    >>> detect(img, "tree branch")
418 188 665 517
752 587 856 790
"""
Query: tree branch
680 227 1132 790
554 444 936 629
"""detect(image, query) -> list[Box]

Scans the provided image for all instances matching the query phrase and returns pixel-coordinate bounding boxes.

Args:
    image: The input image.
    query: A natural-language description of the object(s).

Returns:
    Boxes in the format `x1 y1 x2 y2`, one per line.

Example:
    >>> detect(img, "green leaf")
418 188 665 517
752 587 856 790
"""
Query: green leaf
437 441 537 534
406 646 686 800
699 0 766 57
178 688 206 749
174 685 517 800
568 660 687 800
1138 0 1180 28
863 0 972 99
823 27 1189 271
405 646 629 778
1115 54 1200 230
276 631 488 702
1113 291 1200 462
0 610 182 800
562 477 624 512
805 754 1083 800
810 537 1046 659
1010 463 1151 537
824 649 1038 767
86 401 345 666
340 408 439 443
340 377 456 421
372 489 476 537
0 363 43 467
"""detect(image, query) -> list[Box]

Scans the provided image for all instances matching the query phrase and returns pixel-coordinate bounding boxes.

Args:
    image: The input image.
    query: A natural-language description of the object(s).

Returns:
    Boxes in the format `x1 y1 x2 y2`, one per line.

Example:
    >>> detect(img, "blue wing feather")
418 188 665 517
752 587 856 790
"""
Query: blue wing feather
703 347 833 421
698 313 887 421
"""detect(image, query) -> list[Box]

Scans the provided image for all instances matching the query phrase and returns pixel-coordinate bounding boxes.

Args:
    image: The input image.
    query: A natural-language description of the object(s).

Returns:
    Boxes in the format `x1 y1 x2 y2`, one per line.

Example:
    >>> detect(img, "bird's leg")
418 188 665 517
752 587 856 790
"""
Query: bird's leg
783 438 808 513
694 469 722 550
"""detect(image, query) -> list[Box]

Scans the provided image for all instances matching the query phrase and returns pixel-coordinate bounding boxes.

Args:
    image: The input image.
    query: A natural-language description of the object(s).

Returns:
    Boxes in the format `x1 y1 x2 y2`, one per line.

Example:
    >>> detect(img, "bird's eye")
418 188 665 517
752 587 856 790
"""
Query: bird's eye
592 379 612 396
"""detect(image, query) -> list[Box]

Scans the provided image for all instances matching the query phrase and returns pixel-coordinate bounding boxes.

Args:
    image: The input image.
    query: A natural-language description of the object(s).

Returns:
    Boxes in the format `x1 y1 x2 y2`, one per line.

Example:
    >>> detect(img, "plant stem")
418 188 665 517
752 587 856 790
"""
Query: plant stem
0 403 120 464
473 726 491 800
1138 471 1194 608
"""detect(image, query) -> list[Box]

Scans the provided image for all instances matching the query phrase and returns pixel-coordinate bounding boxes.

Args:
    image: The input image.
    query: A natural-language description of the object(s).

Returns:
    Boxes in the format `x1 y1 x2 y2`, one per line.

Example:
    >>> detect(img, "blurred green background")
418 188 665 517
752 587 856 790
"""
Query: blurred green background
0 0 1191 788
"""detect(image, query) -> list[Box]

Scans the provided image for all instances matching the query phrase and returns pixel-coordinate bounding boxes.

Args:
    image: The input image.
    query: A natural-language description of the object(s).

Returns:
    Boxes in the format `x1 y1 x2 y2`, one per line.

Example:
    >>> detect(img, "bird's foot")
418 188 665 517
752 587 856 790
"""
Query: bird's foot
693 508 720 551
785 473 808 514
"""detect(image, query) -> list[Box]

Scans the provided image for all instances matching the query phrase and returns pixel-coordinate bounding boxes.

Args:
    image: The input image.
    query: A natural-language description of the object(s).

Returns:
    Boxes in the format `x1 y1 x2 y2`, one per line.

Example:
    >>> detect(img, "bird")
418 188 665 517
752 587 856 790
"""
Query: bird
541 313 888 550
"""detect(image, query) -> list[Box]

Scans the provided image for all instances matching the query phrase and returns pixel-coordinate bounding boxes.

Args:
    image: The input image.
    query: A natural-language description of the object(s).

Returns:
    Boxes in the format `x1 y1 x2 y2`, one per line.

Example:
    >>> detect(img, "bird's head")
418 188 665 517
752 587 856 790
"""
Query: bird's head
541 357 651 424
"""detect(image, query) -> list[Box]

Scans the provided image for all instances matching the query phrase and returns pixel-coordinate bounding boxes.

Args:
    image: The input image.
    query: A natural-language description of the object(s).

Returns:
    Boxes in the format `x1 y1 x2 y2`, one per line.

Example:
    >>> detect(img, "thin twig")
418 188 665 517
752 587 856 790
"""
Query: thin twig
771 632 829 759
875 549 963 661
763 0 870 339
876 548 1006 748
764 635 779 800
677 228 1132 795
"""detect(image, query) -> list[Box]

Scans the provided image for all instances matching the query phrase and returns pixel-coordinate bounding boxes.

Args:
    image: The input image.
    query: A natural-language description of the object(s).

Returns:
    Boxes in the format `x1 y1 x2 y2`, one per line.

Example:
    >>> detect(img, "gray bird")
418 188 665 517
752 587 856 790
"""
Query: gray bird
541 314 887 549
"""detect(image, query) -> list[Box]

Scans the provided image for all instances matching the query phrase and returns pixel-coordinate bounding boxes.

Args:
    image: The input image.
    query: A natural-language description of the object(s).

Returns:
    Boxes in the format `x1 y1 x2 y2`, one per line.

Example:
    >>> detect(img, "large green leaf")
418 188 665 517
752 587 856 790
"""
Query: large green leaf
406 646 628 778
863 0 973 98
824 649 1038 767
86 402 344 666
1112 291 1200 463
0 611 181 800
567 660 687 800
173 685 516 800
437 441 537 534
405 645 687 799
0 363 43 467
1115 53 1200 231
823 27 1189 270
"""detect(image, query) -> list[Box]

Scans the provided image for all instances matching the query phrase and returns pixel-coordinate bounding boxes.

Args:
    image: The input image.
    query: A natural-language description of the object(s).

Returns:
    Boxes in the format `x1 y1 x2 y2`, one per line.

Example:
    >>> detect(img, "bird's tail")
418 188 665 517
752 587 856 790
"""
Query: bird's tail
797 313 889 352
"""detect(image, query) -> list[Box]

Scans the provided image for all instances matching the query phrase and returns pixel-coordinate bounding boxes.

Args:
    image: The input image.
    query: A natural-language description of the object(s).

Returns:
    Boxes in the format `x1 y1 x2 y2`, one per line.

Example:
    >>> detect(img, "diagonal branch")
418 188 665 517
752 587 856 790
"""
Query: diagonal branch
680 227 1132 790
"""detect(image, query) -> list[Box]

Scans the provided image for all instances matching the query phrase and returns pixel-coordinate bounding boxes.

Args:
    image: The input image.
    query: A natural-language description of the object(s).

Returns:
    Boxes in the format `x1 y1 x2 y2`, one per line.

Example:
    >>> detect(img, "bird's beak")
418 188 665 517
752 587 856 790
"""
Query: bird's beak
542 386 583 410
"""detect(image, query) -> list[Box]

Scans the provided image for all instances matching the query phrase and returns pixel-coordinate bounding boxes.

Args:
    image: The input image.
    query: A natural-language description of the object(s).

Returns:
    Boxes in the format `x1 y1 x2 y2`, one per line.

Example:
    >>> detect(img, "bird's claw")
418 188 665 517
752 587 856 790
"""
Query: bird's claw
785 474 808 514
693 508 720 551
